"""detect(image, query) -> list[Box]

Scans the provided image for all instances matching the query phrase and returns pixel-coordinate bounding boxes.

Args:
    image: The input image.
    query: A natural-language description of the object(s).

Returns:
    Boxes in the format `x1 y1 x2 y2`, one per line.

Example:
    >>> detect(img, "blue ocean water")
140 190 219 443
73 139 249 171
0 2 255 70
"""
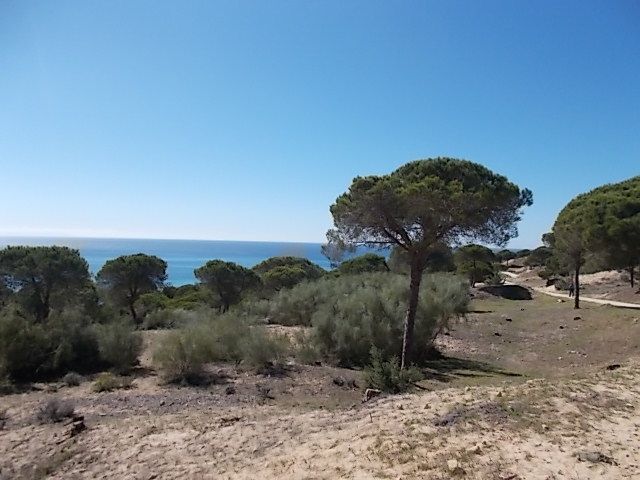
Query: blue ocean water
0 237 375 286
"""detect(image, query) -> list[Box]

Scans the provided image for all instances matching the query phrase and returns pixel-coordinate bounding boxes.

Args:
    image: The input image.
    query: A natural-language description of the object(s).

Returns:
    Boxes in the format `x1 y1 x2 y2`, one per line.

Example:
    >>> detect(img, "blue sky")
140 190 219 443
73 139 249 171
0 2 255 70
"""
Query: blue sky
1 1 638 248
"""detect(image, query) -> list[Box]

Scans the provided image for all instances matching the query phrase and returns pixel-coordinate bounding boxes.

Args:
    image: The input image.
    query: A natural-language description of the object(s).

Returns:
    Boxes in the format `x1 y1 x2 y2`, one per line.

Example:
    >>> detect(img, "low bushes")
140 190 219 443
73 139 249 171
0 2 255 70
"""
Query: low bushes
92 372 133 392
363 348 422 393
36 398 75 423
95 321 142 373
0 308 143 382
152 312 290 383
258 272 467 367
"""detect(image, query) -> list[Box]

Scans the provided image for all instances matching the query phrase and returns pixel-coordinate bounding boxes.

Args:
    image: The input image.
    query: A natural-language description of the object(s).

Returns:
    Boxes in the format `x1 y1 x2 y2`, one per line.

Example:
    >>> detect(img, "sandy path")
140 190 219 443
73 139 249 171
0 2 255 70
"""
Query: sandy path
502 271 640 309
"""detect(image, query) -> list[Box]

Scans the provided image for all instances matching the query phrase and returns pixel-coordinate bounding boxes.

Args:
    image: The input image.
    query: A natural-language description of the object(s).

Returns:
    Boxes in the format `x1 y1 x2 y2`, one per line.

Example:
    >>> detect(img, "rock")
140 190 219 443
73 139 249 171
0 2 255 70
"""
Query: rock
225 385 236 395
606 364 621 371
576 451 617 465
559 325 565 329
332 377 346 387
494 332 502 337
362 388 382 403
557 299 565 303
447 459 462 472
573 316 582 320
505 318 512 322
467 443 482 454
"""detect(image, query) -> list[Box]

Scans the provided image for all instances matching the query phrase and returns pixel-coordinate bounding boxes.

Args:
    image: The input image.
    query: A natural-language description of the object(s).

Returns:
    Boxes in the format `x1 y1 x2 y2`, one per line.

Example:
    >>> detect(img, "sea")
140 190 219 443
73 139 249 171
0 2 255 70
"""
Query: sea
0 237 376 286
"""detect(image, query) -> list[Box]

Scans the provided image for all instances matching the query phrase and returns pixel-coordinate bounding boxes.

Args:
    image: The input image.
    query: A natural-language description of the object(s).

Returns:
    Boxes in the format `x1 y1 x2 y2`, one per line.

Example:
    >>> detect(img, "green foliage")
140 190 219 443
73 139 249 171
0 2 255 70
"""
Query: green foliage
92 372 132 392
336 253 389 275
309 273 468 367
62 372 84 387
239 328 290 371
262 265 310 291
326 158 531 367
0 308 101 382
96 254 167 324
292 330 322 365
36 398 75 423
0 246 91 322
195 260 261 311
94 321 142 373
253 256 325 292
388 243 455 274
454 244 498 286
524 246 553 267
363 348 422 393
142 307 202 330
152 328 213 384
496 249 517 263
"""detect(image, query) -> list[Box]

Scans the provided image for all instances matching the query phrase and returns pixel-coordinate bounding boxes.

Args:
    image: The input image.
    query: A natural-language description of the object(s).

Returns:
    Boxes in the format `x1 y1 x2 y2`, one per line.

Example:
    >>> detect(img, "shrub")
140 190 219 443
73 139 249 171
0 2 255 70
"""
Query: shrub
240 328 290 372
311 273 468 366
363 348 422 394
292 330 322 365
92 372 132 392
335 253 389 275
95 321 142 373
153 328 214 384
62 372 84 387
36 398 75 423
142 308 202 330
554 277 571 291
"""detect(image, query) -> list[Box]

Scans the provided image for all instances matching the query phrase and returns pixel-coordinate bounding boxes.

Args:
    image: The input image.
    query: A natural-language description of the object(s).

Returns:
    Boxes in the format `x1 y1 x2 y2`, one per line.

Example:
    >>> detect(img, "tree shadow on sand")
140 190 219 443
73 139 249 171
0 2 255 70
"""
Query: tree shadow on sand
418 356 521 383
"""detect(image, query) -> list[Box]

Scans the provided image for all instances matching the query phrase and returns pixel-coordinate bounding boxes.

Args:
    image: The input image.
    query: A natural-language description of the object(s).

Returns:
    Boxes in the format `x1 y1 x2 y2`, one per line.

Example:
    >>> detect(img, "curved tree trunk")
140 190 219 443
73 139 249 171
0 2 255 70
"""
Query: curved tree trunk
574 266 580 309
401 259 424 369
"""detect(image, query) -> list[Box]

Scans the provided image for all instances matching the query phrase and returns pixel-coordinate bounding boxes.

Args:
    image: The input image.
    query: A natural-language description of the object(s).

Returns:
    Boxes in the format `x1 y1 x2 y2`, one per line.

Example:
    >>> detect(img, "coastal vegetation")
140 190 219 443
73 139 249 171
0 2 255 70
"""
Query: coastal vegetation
0 160 638 397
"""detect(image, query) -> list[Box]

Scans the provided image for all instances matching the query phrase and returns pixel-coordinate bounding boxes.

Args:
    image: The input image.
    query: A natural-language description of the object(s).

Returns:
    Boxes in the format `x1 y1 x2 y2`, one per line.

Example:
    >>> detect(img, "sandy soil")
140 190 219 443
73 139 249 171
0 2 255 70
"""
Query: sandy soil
1 362 639 480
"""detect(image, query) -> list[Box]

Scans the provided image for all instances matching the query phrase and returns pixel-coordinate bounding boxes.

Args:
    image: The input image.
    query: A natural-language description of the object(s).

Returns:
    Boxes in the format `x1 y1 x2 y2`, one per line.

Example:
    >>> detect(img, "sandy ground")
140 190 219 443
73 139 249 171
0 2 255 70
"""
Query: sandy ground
2 362 639 479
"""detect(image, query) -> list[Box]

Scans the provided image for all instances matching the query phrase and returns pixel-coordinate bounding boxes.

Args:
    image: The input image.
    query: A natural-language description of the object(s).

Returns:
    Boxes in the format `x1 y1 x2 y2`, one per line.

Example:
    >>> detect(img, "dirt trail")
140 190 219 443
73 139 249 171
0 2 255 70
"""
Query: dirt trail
502 271 640 309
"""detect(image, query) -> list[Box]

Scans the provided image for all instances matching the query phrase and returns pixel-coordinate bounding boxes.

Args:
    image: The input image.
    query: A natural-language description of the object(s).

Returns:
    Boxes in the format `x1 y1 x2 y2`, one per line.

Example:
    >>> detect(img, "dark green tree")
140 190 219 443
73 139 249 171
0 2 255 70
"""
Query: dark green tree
0 246 91 322
454 244 497 286
336 253 389 275
496 249 517 265
327 157 532 368
195 260 261 312
524 246 553 267
252 256 325 291
388 242 455 274
96 254 167 324
586 177 640 288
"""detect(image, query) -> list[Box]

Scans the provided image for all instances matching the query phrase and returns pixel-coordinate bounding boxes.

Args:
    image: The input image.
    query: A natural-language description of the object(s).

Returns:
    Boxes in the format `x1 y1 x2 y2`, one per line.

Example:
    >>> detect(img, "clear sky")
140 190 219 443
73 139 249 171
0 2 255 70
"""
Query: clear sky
1 1 638 247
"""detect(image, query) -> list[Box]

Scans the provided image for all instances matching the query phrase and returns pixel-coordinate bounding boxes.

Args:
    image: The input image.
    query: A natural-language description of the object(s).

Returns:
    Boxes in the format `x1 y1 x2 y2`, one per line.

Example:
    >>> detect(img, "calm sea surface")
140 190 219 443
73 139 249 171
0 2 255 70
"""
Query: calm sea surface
0 237 373 286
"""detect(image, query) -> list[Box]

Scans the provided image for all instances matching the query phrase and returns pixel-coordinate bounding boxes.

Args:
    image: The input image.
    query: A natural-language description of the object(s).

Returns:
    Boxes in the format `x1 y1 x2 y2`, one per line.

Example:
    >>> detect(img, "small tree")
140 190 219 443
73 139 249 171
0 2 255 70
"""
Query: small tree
96 254 167 324
195 260 260 312
336 253 389 275
253 256 325 291
496 249 517 266
454 244 497 286
0 246 91 322
327 158 532 368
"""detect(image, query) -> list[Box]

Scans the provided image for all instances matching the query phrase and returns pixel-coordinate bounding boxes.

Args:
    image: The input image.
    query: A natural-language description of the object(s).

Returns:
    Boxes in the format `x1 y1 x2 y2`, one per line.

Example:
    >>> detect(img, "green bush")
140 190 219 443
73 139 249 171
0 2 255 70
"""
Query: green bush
142 308 203 330
0 308 101 381
240 328 290 371
62 372 84 387
363 348 422 393
311 273 468 367
95 321 142 373
36 398 76 423
152 328 212 384
92 372 133 392
293 330 322 365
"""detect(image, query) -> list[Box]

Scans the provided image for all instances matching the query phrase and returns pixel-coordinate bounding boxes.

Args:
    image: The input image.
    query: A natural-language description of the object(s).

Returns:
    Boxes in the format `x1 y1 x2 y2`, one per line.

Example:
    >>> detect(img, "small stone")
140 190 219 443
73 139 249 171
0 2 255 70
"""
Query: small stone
559 325 565 329
505 318 512 322
447 459 460 472
573 316 582 320
467 444 482 454
494 332 502 337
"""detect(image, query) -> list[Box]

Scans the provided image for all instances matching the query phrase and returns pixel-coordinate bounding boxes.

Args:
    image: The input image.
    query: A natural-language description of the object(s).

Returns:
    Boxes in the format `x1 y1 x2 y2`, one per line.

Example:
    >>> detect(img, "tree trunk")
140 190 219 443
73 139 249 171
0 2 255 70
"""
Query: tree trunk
629 266 635 288
129 302 139 325
574 266 580 310
401 259 424 370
